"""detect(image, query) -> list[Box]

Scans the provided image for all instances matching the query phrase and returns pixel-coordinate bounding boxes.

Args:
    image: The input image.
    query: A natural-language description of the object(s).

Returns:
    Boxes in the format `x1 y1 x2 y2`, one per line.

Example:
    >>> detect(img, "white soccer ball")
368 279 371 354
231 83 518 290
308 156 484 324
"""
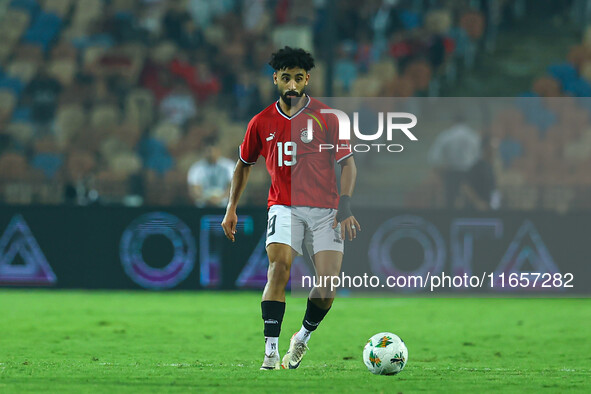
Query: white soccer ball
363 332 408 375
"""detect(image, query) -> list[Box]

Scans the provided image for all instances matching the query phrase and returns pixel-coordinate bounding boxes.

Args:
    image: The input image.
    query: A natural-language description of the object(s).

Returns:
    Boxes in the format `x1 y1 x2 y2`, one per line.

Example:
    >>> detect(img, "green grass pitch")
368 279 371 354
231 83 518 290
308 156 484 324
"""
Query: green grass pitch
0 290 589 393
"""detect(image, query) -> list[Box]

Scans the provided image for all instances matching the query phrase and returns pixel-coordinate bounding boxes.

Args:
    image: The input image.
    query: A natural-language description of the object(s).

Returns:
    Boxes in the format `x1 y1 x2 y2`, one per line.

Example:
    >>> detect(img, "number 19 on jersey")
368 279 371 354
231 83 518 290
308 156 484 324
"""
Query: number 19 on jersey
277 141 297 167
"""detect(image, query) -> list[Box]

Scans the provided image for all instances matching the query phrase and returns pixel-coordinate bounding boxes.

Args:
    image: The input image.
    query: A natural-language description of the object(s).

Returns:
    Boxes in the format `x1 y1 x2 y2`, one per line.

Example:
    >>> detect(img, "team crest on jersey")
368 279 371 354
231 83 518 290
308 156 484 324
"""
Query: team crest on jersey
299 112 325 143
300 127 313 143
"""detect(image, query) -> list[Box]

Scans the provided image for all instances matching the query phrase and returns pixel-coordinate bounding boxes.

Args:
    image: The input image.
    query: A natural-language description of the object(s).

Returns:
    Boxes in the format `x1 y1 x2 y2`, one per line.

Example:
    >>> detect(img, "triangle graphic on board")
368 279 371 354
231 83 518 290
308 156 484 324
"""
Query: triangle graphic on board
0 214 57 285
493 220 559 288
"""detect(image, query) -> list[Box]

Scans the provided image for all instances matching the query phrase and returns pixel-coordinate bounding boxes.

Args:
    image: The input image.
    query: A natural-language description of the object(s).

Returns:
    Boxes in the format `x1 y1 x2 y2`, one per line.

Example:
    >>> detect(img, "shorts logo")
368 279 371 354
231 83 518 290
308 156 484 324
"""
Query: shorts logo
333 224 343 243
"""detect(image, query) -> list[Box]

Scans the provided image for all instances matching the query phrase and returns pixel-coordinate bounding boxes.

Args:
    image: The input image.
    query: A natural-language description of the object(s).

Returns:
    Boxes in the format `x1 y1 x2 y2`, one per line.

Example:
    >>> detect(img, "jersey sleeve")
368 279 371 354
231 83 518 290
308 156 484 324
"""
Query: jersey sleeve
239 116 262 165
327 112 353 163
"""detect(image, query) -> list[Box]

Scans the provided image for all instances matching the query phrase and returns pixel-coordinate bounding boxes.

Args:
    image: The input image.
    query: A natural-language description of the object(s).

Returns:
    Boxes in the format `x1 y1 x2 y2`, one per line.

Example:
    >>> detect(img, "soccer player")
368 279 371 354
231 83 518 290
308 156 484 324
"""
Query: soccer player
221 47 360 370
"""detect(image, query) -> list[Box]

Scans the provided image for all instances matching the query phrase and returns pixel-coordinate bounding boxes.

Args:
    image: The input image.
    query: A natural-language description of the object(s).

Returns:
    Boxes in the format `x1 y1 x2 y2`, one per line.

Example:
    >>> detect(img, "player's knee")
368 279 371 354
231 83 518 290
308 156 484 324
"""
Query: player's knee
268 260 291 283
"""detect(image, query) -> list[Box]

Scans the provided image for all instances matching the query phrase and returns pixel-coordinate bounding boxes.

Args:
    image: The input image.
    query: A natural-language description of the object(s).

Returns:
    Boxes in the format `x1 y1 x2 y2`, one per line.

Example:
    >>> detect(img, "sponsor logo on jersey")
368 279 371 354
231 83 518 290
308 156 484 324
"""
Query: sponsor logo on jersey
266 132 276 141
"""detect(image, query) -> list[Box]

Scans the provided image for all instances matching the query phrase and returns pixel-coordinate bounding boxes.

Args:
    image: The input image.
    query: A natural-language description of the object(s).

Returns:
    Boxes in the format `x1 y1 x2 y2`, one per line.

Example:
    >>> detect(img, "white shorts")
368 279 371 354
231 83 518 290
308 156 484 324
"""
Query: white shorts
265 205 344 256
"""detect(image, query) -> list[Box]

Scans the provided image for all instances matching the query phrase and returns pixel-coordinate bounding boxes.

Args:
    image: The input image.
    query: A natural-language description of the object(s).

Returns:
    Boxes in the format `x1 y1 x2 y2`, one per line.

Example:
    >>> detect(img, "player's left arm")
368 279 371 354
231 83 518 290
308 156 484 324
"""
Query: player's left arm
334 156 361 241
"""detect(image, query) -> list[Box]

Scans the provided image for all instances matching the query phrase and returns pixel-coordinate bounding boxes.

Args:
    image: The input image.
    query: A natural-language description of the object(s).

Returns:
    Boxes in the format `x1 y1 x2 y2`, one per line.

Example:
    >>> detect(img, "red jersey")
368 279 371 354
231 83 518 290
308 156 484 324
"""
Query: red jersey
240 96 352 209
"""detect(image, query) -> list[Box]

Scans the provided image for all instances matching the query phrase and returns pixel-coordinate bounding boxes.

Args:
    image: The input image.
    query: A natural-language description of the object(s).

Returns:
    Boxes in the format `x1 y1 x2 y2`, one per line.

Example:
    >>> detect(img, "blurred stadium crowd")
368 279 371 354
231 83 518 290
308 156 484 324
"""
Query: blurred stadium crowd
0 0 589 211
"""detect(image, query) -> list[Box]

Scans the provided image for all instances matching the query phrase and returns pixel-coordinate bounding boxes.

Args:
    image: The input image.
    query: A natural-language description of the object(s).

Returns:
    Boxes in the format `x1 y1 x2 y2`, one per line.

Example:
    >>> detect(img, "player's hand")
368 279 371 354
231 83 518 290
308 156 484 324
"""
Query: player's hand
333 215 361 241
221 210 238 242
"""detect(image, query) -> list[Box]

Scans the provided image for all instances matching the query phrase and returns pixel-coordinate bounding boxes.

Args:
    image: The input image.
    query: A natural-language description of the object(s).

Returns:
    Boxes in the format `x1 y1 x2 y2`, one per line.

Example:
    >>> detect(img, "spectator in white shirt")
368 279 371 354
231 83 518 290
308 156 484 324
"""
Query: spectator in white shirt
428 116 481 208
187 138 235 207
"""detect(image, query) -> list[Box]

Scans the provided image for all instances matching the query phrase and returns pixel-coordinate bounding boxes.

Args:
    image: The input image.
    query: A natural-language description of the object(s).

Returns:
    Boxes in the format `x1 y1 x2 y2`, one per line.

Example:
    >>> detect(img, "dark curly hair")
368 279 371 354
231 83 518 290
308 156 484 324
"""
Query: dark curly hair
268 46 315 72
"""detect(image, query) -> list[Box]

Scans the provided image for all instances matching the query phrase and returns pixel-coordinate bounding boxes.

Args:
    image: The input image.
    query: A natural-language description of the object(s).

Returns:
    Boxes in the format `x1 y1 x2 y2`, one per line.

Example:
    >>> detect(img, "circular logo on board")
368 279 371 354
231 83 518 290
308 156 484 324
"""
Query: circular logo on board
120 212 195 289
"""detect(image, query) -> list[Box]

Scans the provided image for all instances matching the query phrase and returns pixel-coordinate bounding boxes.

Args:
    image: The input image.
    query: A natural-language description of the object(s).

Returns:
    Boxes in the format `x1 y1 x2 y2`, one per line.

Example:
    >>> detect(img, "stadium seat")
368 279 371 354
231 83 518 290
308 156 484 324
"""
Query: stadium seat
384 76 415 97
13 43 44 62
47 59 76 86
50 40 77 61
400 10 421 30
43 0 72 18
0 76 25 96
3 8 31 35
547 63 578 89
100 135 129 161
0 19 27 46
174 124 212 156
108 151 143 177
503 185 539 210
176 152 201 175
112 122 142 149
143 152 174 176
31 152 63 179
7 59 38 84
425 10 452 35
542 185 575 212
22 11 63 51
515 95 557 133
6 121 34 147
0 152 29 180
334 59 357 92
532 76 561 97
82 45 108 71
112 0 135 12
90 104 120 131
351 75 381 97
10 106 32 123
460 11 485 40
143 169 179 205
71 0 103 27
55 104 87 148
125 88 155 130
33 135 61 153
369 60 398 82
563 78 591 97
203 24 225 47
66 150 96 180
151 122 182 148
566 45 591 70
448 26 472 58
0 89 17 123
583 25 591 47
95 169 130 199
0 41 14 63
404 61 432 92
499 138 524 168
9 0 40 16
149 41 178 65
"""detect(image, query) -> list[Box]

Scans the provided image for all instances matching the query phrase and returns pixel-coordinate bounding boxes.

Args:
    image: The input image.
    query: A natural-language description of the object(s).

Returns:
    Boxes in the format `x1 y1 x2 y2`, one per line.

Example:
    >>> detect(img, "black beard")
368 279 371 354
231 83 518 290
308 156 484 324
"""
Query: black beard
281 90 304 108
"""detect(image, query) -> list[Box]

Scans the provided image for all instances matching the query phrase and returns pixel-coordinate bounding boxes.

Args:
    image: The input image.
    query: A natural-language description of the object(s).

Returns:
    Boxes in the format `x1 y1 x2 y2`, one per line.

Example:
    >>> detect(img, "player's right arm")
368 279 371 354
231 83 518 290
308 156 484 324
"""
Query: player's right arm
221 160 252 242
221 115 262 242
